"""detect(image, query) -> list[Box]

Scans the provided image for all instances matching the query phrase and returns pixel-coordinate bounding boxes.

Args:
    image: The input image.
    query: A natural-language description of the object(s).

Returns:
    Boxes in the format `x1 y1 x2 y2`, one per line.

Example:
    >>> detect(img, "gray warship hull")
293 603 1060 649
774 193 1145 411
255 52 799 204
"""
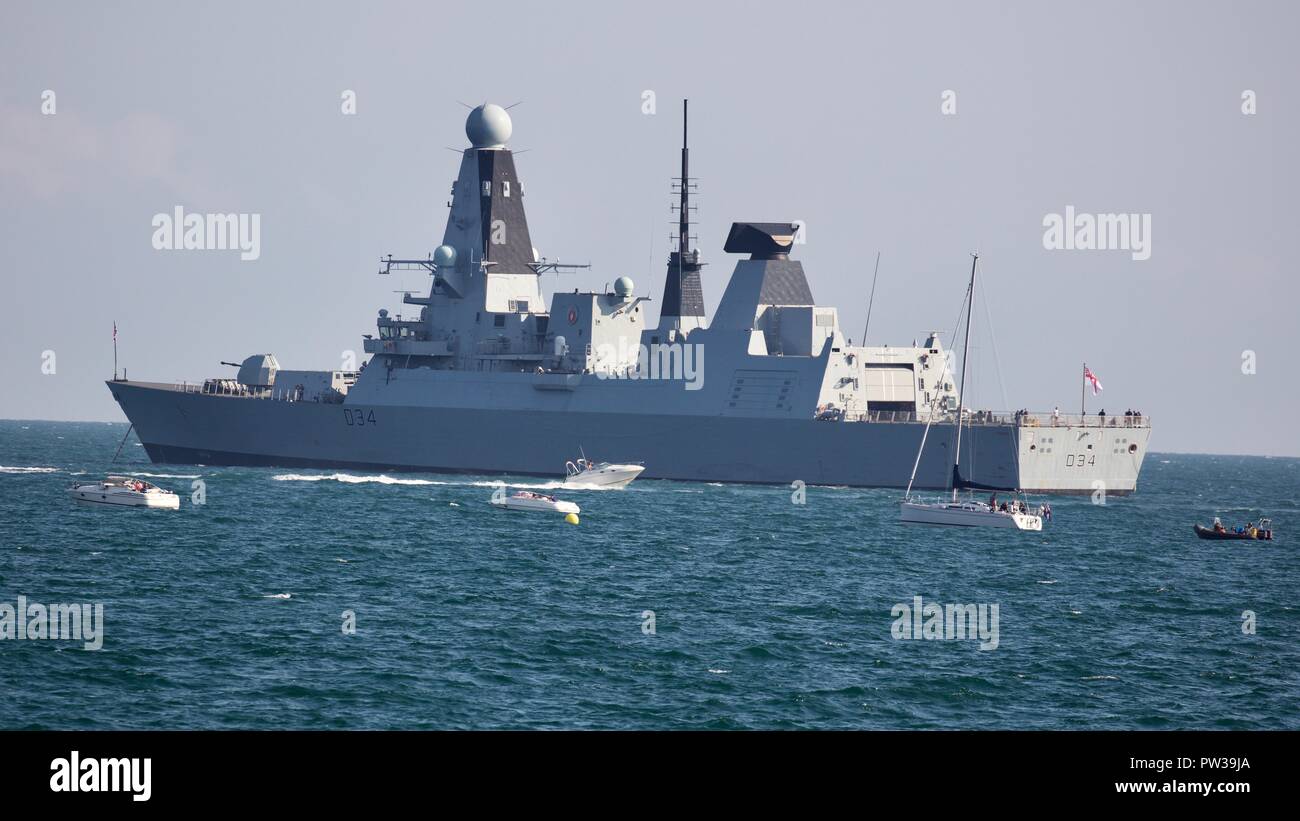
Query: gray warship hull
106 102 1151 495
108 380 1148 494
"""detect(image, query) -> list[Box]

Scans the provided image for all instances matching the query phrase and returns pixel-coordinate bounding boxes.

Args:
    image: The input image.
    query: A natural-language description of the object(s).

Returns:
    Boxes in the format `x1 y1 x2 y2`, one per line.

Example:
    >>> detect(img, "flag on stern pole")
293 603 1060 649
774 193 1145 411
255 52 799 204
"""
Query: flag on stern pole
1083 364 1103 396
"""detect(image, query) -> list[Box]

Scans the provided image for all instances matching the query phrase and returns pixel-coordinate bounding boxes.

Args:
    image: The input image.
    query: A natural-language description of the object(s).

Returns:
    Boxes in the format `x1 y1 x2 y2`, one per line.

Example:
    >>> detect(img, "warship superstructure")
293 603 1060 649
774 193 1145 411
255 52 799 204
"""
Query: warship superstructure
108 102 1151 494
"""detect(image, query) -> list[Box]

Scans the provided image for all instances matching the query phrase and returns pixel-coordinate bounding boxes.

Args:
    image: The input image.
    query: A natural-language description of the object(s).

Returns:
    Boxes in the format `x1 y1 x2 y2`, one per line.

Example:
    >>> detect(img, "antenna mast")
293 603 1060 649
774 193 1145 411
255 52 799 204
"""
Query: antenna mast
660 99 706 331
679 99 690 257
861 251 881 345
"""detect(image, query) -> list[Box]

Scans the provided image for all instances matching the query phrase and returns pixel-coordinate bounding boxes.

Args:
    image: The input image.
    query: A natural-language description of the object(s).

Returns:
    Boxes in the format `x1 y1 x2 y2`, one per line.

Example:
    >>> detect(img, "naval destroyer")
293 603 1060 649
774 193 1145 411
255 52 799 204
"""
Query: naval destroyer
108 102 1150 494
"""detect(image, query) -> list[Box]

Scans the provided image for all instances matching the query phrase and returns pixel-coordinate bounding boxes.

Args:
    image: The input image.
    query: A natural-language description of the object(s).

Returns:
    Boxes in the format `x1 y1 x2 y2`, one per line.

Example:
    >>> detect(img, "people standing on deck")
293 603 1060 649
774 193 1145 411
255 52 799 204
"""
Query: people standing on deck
1053 406 1061 426
1098 409 1106 427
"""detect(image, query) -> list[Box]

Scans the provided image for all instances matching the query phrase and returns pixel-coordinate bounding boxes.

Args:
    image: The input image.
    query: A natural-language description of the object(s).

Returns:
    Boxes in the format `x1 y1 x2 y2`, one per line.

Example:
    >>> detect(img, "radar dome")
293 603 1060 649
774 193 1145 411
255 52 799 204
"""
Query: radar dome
466 103 512 148
433 245 457 268
614 276 635 297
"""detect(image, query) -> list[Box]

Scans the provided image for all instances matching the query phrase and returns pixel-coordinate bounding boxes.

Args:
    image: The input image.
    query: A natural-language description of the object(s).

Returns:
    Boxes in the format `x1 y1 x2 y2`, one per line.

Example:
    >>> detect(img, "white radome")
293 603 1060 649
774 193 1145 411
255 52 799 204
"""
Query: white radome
614 276 635 296
466 103 512 148
433 244 457 269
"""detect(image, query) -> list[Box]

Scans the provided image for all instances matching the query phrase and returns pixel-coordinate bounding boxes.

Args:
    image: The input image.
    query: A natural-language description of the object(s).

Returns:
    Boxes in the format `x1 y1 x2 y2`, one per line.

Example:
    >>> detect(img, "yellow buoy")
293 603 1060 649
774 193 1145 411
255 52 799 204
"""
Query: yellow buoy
564 513 580 525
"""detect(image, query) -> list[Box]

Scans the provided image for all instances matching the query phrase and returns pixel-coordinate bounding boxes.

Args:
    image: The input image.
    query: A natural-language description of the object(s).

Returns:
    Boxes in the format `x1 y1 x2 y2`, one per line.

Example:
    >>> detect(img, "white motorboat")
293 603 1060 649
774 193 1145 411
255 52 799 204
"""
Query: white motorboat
900 498 1042 530
69 475 181 509
562 456 644 489
490 489 580 514
899 254 1043 532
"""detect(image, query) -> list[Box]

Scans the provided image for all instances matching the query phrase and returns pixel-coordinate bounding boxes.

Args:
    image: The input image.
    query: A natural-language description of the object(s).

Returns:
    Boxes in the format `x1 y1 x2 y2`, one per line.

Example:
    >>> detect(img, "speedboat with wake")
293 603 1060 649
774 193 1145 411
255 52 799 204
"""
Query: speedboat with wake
898 254 1043 532
69 476 181 509
490 489 580 515
562 454 644 489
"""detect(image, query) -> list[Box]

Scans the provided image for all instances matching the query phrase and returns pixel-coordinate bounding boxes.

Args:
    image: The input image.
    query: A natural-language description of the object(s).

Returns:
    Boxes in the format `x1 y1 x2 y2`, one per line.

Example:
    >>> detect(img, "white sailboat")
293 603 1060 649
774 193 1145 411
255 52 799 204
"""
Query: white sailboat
899 254 1043 531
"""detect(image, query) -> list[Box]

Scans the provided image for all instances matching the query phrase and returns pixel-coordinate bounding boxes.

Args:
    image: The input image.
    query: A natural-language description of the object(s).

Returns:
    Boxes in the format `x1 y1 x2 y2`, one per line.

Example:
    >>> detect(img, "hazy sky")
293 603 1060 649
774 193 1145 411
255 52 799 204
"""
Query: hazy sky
2 1 1296 456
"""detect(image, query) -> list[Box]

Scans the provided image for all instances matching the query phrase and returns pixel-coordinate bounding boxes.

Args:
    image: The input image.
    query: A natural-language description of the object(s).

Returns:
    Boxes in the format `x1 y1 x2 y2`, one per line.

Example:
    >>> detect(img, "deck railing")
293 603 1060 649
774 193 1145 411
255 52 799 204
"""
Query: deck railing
171 378 1152 428
1011 411 1150 428
839 409 1151 428
173 381 345 404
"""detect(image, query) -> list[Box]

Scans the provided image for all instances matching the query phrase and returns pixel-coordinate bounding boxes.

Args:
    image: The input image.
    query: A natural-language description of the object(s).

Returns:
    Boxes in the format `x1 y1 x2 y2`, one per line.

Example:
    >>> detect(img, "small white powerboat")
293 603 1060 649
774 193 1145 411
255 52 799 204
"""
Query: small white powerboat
562 456 644 489
69 476 180 509
490 490 580 514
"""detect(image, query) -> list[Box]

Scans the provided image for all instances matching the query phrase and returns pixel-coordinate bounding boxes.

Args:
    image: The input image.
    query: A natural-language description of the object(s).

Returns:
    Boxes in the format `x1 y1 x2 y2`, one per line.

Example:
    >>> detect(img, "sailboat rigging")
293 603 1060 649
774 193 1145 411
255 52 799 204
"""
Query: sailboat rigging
900 254 1045 531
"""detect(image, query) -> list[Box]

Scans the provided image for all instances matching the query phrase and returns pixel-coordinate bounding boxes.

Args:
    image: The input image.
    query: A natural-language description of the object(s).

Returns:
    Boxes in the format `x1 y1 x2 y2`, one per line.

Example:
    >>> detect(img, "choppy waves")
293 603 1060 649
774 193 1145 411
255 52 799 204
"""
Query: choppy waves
2 421 1298 730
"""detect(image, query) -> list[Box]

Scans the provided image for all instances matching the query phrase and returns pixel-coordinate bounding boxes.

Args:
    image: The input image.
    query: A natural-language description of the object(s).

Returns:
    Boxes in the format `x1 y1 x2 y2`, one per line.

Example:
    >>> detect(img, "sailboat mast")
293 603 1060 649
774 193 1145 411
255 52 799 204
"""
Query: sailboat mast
951 253 978 501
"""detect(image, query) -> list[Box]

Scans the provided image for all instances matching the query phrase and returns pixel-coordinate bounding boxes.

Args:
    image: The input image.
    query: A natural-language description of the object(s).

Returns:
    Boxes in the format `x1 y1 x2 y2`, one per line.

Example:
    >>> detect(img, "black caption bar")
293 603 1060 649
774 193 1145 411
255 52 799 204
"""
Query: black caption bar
2 730 1286 808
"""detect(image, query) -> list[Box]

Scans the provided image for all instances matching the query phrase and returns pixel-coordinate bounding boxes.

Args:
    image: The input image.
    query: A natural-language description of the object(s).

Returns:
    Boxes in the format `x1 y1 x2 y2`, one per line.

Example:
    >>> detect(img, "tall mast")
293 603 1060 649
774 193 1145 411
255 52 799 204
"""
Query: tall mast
951 253 977 501
657 99 705 333
679 99 690 257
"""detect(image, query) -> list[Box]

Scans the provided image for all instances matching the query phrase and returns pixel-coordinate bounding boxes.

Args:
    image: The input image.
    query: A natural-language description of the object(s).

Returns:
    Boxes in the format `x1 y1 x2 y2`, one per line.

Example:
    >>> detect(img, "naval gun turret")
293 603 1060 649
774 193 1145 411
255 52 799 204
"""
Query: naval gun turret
235 354 278 388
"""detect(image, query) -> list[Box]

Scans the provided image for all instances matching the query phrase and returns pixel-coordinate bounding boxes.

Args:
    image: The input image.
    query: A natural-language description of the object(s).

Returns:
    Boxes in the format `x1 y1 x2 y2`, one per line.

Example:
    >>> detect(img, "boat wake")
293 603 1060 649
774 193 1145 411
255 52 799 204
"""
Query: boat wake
271 472 624 491
126 471 201 479
272 472 440 486
0 465 59 474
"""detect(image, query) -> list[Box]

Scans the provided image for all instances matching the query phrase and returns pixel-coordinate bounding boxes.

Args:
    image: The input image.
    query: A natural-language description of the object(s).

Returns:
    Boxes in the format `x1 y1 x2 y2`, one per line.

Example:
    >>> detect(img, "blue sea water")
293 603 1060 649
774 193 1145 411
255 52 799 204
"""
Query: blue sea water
0 419 1297 730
